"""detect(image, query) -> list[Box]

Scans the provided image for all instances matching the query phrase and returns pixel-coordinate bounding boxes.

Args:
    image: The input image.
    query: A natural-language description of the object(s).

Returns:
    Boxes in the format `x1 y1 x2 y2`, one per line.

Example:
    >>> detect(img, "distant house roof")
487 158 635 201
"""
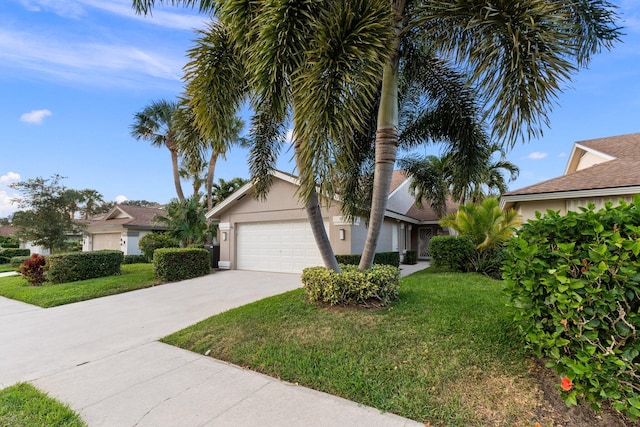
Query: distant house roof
503 133 640 200
84 204 168 230
0 225 17 237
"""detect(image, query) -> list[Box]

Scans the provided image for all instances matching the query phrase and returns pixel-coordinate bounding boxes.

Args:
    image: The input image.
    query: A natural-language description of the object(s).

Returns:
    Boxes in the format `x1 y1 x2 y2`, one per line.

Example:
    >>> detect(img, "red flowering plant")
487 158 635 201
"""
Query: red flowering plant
20 254 47 286
560 377 572 391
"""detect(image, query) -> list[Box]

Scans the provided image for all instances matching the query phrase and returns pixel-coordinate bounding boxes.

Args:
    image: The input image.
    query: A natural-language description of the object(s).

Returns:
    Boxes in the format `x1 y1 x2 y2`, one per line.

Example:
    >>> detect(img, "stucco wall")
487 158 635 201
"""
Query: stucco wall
576 151 610 171
516 195 635 223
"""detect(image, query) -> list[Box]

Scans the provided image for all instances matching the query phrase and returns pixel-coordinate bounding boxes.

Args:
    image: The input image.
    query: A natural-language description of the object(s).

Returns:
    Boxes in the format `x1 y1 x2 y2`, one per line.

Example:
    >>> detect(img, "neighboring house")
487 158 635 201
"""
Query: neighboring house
205 170 456 273
501 133 640 222
0 225 50 255
82 205 168 255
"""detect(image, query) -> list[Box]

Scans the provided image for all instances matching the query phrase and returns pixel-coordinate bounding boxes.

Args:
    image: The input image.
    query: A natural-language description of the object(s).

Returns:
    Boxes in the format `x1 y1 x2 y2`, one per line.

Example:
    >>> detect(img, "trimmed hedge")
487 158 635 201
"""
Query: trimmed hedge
429 235 474 271
335 251 400 268
10 256 32 268
0 256 9 265
302 264 400 307
139 233 179 262
47 250 124 284
503 200 640 417
153 248 210 282
123 254 148 264
1 248 30 258
403 250 417 265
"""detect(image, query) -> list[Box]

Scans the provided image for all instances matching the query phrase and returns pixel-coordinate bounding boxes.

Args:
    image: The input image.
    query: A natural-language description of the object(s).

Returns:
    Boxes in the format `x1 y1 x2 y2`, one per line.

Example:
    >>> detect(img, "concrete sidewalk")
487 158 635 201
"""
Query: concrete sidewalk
0 269 423 427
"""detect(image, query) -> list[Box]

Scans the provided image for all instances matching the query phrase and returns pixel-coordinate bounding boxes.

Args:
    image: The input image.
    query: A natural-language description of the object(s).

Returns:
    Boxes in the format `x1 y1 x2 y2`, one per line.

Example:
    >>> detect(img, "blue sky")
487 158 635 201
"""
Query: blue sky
1 0 639 217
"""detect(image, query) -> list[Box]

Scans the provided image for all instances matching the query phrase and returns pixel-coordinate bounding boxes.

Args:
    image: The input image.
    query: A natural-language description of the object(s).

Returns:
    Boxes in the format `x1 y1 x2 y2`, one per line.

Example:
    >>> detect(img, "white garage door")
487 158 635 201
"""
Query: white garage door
236 220 326 273
92 233 121 251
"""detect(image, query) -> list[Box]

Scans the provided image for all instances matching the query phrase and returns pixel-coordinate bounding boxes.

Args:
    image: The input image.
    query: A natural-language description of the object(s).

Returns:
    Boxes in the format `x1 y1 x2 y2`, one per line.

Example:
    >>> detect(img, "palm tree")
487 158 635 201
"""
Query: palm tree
130 99 185 201
154 194 208 247
132 0 620 272
397 155 451 218
210 177 248 207
439 198 521 252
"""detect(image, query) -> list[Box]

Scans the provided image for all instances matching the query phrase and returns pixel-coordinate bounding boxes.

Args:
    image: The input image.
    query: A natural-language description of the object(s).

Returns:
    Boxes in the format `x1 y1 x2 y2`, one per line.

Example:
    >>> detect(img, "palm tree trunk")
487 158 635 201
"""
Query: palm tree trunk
294 139 341 272
170 148 185 201
359 54 400 270
206 152 218 211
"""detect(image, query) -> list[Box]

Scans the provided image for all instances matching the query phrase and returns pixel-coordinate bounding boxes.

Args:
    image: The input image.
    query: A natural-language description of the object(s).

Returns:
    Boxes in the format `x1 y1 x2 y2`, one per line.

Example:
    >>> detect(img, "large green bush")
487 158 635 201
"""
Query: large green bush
47 250 124 284
0 236 19 248
153 248 210 281
429 235 474 271
122 254 148 264
503 200 640 418
335 251 400 267
138 232 179 262
302 264 400 307
10 256 32 269
1 248 30 259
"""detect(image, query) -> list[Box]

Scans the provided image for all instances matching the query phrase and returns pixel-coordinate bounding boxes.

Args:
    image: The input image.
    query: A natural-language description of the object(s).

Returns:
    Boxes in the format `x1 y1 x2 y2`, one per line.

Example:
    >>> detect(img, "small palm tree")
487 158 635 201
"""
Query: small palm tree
439 198 521 252
130 99 185 201
154 195 207 247
210 177 248 207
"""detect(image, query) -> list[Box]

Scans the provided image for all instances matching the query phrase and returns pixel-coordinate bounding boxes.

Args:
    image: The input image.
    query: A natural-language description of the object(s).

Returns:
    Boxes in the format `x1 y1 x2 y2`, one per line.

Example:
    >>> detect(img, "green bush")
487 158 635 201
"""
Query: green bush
403 250 417 265
153 248 210 282
1 248 30 259
335 251 400 267
122 254 148 264
302 264 400 307
0 256 9 264
47 250 124 284
503 200 640 418
138 232 179 262
0 236 19 248
429 235 474 271
469 248 506 279
20 254 47 286
10 256 31 268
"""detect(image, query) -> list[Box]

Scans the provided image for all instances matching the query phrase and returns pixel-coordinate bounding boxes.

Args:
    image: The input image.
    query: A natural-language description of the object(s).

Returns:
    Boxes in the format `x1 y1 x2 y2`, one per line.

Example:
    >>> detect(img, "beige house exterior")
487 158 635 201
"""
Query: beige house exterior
82 205 168 256
206 170 455 273
501 133 640 222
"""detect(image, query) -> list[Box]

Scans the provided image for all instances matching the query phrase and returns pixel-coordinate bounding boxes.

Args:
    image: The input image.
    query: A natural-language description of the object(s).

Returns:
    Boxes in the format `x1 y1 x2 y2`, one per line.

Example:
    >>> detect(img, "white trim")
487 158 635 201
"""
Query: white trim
218 260 231 270
500 186 640 210
218 222 231 231
332 215 360 226
564 143 616 175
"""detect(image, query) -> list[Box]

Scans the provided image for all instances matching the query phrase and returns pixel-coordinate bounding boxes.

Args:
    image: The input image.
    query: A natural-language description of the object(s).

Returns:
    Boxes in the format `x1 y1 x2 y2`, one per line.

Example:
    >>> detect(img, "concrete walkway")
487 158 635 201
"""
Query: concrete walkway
0 268 425 427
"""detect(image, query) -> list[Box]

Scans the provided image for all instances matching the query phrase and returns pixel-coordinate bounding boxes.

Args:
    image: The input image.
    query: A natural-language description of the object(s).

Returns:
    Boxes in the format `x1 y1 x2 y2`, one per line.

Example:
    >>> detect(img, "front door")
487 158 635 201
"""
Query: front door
418 227 434 259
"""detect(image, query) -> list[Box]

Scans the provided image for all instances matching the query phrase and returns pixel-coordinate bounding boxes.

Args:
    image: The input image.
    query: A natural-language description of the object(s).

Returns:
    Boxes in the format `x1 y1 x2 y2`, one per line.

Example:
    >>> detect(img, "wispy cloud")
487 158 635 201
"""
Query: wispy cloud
18 0 207 30
20 109 52 124
558 152 567 158
0 172 21 217
527 152 548 160
115 195 128 203
0 27 186 88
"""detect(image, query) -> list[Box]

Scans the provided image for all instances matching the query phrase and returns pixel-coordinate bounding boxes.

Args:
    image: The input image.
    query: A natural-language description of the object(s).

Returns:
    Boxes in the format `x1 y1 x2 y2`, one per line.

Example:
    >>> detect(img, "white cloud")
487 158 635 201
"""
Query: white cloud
557 152 567 158
0 172 21 217
18 0 85 18
285 129 294 144
0 28 185 88
527 152 548 160
115 195 128 203
20 109 52 125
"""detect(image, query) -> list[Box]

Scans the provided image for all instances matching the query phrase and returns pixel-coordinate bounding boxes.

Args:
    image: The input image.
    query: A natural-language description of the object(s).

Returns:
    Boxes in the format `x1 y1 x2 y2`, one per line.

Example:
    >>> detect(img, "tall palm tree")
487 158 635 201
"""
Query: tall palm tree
132 0 619 271
210 177 248 207
130 99 185 201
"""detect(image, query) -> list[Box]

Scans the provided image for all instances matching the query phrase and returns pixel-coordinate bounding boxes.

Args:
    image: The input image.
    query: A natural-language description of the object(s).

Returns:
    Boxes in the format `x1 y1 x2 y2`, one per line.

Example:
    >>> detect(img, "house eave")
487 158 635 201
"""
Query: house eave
500 185 640 210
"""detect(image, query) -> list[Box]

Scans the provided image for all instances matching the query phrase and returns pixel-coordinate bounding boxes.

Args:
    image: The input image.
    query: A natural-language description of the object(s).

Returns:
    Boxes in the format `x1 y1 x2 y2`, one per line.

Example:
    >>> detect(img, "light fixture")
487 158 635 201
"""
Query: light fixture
339 229 345 240
222 231 228 241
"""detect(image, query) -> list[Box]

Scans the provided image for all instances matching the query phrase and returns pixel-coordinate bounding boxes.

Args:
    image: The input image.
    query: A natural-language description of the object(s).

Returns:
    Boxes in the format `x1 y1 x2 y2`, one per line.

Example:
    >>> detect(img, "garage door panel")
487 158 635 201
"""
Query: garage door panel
236 220 326 273
92 233 121 251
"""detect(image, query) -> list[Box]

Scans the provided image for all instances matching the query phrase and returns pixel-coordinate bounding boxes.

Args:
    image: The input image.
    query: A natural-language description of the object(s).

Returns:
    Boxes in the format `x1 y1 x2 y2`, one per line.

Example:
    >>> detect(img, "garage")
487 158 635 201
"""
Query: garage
236 220 326 273
91 233 121 251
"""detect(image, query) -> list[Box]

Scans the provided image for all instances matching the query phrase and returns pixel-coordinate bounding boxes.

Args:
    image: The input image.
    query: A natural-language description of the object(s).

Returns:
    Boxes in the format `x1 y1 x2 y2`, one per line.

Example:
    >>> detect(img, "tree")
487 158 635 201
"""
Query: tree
132 0 620 271
210 177 248 207
130 99 185 201
154 194 208 247
9 175 85 253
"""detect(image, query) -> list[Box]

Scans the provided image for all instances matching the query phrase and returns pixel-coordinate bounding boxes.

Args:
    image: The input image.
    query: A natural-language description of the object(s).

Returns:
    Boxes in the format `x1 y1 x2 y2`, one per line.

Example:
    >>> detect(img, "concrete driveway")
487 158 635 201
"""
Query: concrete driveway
0 270 421 427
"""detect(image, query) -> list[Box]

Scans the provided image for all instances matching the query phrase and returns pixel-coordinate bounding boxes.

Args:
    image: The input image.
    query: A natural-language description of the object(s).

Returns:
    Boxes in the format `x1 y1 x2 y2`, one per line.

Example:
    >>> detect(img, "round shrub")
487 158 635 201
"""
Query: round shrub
428 235 474 271
47 250 123 284
153 248 210 282
503 200 640 418
10 256 31 269
139 232 179 262
302 264 400 307
20 254 47 286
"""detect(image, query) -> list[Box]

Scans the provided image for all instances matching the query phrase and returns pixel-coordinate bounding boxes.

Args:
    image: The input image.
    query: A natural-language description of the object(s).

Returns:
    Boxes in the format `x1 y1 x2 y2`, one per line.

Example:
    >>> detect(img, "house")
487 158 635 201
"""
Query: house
205 170 456 273
82 204 168 255
501 133 640 222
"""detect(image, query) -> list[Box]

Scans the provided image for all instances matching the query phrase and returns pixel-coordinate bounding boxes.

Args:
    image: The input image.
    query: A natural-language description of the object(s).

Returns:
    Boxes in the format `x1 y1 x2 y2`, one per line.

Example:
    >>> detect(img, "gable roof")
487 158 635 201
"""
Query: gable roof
206 169 454 224
502 133 640 204
84 204 168 230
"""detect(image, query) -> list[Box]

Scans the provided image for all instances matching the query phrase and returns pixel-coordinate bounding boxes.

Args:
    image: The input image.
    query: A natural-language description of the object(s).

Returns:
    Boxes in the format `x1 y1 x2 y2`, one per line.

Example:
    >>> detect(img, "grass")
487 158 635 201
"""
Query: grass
0 383 86 427
0 264 15 273
163 270 542 426
0 264 161 308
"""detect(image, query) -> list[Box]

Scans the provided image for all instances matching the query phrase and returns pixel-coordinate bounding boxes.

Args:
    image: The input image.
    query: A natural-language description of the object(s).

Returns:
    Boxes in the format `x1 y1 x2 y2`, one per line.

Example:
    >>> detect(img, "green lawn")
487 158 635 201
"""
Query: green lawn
163 269 544 426
0 264 15 273
0 264 161 308
0 383 86 427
